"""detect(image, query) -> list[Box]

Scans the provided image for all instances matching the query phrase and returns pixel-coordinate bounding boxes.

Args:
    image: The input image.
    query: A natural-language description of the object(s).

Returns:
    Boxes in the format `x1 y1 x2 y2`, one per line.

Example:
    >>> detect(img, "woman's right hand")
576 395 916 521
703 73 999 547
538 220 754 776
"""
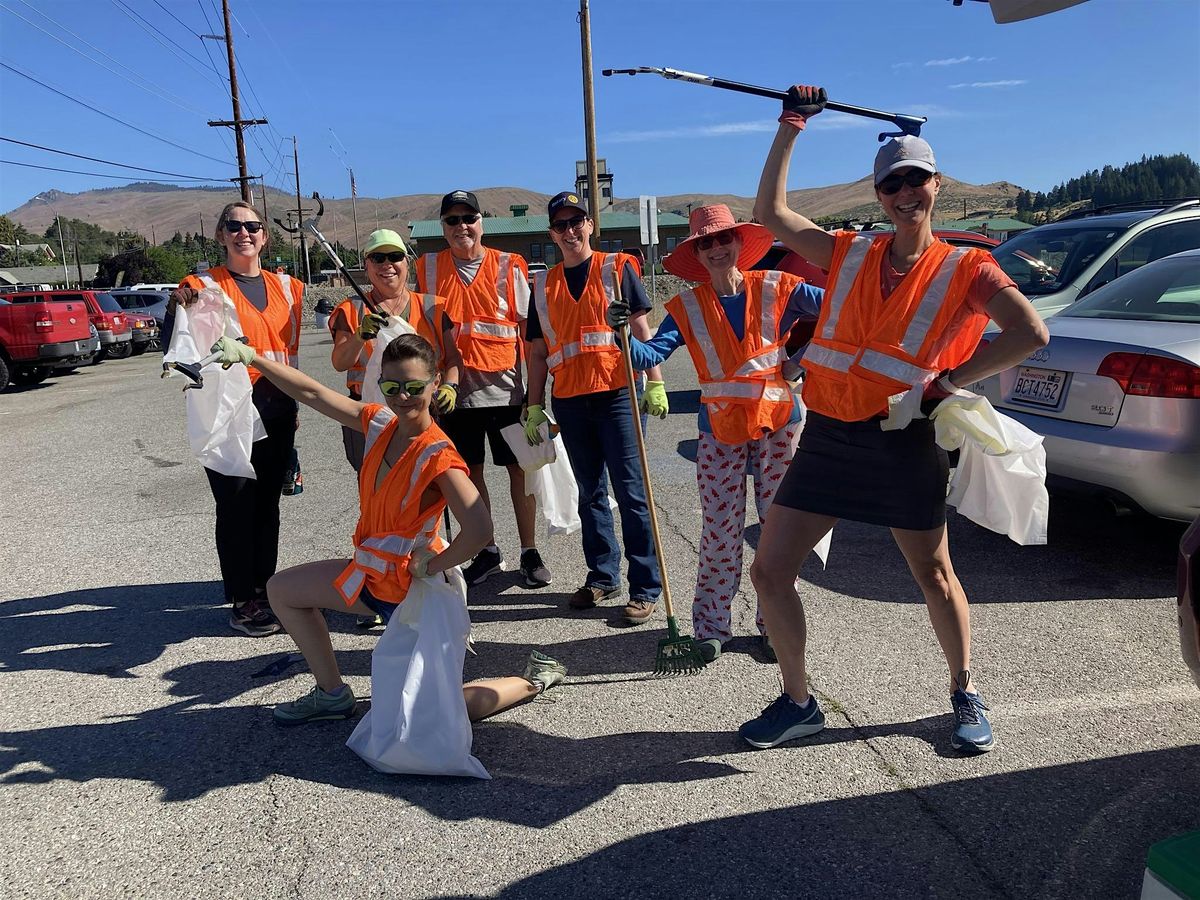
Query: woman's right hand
779 85 827 131
167 285 198 314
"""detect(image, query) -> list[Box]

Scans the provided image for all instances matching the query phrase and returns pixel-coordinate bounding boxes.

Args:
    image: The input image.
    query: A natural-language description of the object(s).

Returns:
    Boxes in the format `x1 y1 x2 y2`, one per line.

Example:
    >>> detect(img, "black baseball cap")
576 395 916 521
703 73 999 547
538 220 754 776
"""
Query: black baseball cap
440 190 480 216
547 191 589 220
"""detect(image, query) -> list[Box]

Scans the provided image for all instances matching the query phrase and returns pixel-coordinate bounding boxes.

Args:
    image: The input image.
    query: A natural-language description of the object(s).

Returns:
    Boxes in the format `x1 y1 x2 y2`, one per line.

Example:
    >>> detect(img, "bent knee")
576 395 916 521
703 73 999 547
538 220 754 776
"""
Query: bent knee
750 556 798 598
913 563 956 599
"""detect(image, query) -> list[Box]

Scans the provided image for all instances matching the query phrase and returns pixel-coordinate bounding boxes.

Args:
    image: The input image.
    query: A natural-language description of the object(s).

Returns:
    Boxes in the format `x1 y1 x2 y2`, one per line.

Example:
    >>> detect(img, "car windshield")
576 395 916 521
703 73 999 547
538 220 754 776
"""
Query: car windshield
95 292 123 313
1060 255 1200 323
113 294 150 310
992 224 1128 295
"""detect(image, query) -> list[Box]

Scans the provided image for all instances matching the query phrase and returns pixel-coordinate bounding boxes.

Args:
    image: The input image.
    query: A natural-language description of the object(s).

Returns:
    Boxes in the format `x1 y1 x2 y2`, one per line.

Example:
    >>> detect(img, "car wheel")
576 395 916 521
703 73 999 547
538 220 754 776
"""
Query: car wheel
10 367 49 387
106 341 133 360
0 355 9 392
131 343 148 356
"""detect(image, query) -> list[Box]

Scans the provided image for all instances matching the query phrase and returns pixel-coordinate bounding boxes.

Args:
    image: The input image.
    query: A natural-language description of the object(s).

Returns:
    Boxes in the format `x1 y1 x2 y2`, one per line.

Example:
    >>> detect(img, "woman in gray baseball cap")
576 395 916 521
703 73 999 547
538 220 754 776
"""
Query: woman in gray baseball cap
744 85 1049 756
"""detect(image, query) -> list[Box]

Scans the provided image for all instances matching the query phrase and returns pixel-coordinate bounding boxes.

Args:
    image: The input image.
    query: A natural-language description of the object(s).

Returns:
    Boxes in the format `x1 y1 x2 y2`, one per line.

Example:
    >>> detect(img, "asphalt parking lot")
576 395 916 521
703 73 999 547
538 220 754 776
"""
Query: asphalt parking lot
1 330 1197 899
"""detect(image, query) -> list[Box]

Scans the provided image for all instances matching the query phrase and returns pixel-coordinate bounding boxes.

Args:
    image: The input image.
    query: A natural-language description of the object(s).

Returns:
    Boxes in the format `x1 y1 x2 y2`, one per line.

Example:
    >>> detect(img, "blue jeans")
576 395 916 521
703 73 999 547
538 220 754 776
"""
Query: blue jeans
552 388 662 602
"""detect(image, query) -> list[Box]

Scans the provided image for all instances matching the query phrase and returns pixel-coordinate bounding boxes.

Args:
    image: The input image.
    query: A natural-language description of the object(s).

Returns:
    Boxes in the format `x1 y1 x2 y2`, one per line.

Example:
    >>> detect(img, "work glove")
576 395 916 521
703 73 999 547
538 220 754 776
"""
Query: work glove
355 311 389 341
210 335 256 369
606 299 631 330
167 285 198 314
779 85 827 131
408 548 437 580
523 403 550 446
434 383 458 414
640 380 669 419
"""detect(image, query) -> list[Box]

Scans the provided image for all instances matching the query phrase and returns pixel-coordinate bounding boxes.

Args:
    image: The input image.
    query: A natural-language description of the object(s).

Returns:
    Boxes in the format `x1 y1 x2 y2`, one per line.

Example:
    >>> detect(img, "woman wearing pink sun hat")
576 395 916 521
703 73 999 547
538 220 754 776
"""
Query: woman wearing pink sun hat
608 204 827 664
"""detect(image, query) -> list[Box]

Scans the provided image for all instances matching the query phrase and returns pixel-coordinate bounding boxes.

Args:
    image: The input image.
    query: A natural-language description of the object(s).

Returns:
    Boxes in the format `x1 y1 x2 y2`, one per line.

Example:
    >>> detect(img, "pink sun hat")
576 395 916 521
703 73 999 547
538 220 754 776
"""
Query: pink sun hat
662 204 775 283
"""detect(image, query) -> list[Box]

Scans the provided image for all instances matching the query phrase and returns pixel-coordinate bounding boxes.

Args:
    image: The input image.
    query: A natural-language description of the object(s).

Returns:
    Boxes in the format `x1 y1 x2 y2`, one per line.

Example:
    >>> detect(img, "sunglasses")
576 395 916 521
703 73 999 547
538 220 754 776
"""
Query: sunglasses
696 230 736 252
377 376 435 399
367 251 407 264
442 213 481 226
877 169 934 196
549 214 588 234
223 220 264 234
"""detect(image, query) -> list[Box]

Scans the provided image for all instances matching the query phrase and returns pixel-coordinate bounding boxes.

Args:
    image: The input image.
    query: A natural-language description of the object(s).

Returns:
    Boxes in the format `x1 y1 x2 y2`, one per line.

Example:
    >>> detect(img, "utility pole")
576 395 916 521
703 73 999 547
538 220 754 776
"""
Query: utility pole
578 0 601 240
349 167 361 263
256 178 269 232
73 232 83 287
292 136 310 283
204 0 267 202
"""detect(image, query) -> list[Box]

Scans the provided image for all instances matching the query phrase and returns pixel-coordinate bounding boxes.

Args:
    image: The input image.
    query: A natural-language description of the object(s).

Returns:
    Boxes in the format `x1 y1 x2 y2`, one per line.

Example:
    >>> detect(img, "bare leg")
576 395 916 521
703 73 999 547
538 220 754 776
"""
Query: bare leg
890 524 974 693
464 676 538 721
268 559 375 693
749 506 838 703
506 463 538 549
466 463 495 544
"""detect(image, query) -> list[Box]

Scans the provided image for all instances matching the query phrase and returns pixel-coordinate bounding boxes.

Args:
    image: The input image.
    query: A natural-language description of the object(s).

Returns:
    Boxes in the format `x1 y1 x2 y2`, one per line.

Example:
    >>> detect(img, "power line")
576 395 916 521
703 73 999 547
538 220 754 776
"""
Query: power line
0 61 231 166
108 0 225 89
0 158 226 183
0 0 205 114
151 0 200 36
1 136 232 181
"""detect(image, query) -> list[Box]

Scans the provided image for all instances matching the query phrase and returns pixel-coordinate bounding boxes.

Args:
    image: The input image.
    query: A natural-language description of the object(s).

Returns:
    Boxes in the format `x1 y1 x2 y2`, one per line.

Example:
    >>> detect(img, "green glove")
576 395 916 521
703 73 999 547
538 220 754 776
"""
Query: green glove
434 383 458 414
408 548 437 580
524 404 550 446
211 335 256 369
640 380 669 419
356 311 389 341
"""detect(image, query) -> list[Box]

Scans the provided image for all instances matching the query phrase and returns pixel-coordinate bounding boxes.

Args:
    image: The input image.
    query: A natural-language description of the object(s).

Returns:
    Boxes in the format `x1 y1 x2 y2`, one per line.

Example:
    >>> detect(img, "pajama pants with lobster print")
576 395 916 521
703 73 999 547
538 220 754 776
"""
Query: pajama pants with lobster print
693 421 802 643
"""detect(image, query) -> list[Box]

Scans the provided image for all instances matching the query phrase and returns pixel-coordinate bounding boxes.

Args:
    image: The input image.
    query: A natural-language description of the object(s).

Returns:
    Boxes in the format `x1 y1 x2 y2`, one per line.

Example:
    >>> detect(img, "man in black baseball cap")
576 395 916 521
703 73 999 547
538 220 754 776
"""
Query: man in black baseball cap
546 191 588 220
439 190 481 216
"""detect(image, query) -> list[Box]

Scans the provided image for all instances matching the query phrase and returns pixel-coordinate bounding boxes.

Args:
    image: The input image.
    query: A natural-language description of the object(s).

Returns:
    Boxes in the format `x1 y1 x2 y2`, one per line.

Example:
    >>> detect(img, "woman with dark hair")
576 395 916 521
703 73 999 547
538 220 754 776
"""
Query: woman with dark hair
744 86 1049 754
168 201 304 637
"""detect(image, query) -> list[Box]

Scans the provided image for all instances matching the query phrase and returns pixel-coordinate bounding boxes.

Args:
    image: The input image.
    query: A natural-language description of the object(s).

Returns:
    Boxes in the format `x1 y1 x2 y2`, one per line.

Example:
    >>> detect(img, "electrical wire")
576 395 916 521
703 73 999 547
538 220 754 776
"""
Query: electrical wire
108 0 225 90
151 0 200 36
1 136 232 181
0 61 231 166
0 158 227 183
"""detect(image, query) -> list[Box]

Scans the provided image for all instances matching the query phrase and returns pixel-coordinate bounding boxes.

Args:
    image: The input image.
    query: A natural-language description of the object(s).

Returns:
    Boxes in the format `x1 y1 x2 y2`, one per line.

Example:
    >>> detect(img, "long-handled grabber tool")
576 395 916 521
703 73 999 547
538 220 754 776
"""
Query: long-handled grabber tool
160 336 250 390
611 270 706 675
276 193 382 314
602 66 927 141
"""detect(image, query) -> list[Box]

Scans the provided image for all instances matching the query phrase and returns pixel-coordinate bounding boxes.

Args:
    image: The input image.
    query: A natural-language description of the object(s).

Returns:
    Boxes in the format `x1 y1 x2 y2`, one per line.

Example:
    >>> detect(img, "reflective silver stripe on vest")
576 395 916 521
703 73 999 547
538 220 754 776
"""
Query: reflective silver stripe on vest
406 440 449 499
820 236 872 340
462 320 518 339
360 533 417 561
732 347 786 376
363 406 396 456
495 252 511 318
897 247 969 355
600 253 617 305
532 270 556 350
677 287 725 378
700 381 764 400
757 270 781 344
801 343 855 373
857 349 935 385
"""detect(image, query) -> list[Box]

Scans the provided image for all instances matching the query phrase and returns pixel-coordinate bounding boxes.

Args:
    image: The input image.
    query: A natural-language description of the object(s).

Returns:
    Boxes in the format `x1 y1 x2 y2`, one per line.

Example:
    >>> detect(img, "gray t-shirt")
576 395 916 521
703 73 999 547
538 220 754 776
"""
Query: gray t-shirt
450 254 529 408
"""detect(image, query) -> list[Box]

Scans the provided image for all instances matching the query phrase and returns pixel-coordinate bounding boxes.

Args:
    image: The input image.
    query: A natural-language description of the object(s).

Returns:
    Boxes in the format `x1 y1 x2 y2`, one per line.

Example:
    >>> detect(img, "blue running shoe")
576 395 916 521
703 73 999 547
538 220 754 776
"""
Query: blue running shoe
739 693 825 749
950 689 995 753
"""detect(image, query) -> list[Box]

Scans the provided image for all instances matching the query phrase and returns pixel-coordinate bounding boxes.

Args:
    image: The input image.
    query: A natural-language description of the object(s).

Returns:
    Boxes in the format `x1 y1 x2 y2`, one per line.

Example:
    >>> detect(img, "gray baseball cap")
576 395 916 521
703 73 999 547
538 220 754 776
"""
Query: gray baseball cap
873 136 937 185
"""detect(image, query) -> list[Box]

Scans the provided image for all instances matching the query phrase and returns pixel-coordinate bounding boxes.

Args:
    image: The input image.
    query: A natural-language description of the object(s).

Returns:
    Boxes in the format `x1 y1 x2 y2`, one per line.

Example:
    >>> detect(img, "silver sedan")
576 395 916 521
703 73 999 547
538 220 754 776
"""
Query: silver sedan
971 248 1200 522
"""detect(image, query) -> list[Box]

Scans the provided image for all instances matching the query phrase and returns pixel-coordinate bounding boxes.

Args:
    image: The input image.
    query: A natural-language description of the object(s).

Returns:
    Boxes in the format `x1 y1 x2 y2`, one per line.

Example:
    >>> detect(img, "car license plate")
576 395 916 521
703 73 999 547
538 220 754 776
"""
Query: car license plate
1011 366 1067 407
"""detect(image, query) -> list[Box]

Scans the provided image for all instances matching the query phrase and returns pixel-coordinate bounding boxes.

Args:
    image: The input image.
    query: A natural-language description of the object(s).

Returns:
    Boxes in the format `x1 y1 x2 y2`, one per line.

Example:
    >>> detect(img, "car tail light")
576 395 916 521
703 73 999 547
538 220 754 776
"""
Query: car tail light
96 320 112 331
34 316 53 332
1098 352 1200 399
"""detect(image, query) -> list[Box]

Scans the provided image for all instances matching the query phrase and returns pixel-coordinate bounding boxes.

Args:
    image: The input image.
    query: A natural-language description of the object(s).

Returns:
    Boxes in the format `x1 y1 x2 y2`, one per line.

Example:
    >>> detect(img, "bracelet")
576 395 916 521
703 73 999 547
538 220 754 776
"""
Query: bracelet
937 370 960 394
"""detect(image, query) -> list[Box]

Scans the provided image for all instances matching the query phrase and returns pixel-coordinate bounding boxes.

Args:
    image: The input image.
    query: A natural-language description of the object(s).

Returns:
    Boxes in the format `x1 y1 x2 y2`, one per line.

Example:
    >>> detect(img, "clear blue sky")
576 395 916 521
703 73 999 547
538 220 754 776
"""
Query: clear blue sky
1 0 1198 215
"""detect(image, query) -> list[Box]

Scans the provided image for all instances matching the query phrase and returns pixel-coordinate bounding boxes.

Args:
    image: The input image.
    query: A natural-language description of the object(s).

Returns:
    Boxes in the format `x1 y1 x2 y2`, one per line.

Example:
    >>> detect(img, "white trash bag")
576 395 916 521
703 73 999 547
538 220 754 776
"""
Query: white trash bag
346 564 489 779
931 390 1049 546
360 314 418 406
499 420 558 473
163 288 264 479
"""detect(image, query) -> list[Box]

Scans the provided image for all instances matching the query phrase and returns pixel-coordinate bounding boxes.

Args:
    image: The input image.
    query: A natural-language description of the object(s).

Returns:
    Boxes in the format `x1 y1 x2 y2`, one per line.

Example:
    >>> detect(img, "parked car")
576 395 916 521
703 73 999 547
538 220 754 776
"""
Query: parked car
0 293 97 391
7 289 134 360
970 248 1200 522
128 282 179 292
990 198 1200 319
111 289 168 352
1180 513 1200 689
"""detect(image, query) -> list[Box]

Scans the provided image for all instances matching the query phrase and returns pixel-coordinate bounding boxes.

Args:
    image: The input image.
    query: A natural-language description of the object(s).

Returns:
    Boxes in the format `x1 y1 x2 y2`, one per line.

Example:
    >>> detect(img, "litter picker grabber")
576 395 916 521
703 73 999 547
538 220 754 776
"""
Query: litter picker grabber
611 269 706 676
277 192 382 314
602 67 926 141
161 336 249 390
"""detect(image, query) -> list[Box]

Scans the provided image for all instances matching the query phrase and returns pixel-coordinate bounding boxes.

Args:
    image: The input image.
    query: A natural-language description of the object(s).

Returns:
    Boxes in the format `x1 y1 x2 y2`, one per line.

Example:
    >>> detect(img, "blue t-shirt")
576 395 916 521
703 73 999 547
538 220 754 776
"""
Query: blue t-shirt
629 281 824 435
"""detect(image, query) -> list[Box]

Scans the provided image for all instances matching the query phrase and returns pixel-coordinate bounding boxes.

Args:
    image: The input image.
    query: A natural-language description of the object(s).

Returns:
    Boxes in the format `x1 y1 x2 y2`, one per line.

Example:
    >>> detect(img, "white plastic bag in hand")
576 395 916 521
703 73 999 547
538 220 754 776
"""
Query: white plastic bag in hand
346 565 489 779
164 288 264 478
360 314 417 406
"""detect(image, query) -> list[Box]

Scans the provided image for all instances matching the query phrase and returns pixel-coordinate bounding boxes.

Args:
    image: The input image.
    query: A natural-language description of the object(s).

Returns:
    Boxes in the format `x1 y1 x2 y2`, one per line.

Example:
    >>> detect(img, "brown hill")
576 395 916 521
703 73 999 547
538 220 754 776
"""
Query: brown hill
6 177 1024 245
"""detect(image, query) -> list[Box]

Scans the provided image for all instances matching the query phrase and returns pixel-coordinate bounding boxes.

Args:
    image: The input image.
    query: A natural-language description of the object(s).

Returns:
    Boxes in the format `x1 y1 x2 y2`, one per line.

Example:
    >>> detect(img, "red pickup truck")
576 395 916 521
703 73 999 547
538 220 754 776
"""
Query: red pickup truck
7 289 134 360
0 294 98 391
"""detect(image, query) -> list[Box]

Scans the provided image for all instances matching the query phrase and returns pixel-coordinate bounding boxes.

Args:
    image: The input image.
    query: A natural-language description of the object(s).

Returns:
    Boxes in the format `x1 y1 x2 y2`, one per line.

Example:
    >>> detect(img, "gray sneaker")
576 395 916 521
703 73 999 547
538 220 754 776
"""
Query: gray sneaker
522 650 567 693
273 684 357 726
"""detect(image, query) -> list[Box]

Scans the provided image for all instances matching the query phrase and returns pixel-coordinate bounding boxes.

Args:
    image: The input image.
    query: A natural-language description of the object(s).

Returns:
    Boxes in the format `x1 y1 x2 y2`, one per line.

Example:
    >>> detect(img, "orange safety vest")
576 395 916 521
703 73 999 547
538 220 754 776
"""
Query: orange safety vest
665 269 799 445
801 232 991 422
333 292 449 394
531 251 631 399
182 266 303 385
417 247 525 373
333 405 467 606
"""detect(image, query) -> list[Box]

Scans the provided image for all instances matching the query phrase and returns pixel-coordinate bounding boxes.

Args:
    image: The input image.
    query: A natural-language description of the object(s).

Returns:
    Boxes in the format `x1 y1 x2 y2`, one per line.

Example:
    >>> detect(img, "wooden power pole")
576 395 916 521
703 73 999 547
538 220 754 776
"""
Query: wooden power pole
579 0 601 239
205 0 267 202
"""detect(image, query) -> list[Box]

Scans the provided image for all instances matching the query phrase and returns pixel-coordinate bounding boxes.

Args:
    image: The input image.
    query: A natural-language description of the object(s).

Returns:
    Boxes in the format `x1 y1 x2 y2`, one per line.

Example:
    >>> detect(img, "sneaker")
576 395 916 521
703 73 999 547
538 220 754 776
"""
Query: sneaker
739 693 826 749
355 614 384 629
463 547 503 586
272 684 357 726
519 549 552 588
522 650 567 693
230 600 281 637
624 599 655 624
697 639 723 663
569 584 619 610
950 689 995 753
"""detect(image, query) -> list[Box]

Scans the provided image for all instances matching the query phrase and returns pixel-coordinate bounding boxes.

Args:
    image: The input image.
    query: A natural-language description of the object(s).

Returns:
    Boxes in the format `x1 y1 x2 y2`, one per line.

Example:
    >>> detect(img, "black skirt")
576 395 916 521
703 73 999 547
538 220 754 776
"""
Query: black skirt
774 410 949 530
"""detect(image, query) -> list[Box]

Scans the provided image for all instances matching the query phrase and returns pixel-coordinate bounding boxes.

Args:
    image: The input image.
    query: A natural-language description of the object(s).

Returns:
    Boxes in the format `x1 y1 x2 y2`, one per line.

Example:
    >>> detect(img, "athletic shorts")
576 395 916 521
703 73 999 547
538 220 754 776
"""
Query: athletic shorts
439 405 522 467
358 585 399 624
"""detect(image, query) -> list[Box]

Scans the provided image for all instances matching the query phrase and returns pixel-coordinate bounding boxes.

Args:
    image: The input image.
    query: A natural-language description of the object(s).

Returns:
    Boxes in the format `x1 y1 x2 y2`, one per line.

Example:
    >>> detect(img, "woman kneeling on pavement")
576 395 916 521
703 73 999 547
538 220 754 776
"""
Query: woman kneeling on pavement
208 333 566 754
744 86 1048 754
608 204 825 664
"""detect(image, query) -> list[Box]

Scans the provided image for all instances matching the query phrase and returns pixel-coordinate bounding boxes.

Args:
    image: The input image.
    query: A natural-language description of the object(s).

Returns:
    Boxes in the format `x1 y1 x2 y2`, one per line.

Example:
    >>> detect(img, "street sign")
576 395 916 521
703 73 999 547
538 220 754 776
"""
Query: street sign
639 195 658 247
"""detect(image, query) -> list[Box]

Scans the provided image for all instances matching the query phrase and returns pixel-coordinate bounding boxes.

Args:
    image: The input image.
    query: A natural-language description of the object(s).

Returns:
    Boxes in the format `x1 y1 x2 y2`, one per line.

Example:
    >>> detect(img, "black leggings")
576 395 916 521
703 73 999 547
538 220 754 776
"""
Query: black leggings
204 414 296 606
